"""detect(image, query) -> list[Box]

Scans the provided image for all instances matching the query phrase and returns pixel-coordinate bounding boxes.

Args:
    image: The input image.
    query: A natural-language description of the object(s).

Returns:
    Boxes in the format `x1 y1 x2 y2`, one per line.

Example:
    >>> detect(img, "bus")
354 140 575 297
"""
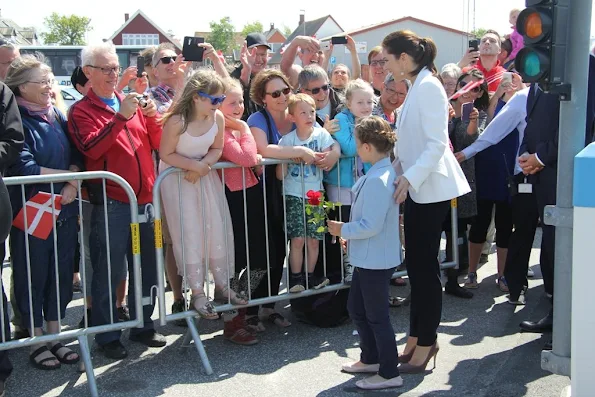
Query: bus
19 45 147 87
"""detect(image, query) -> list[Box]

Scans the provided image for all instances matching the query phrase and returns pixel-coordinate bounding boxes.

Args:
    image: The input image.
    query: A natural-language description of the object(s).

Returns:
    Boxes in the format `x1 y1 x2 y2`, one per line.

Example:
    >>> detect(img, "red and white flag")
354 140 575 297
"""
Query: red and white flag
449 79 485 101
12 192 62 240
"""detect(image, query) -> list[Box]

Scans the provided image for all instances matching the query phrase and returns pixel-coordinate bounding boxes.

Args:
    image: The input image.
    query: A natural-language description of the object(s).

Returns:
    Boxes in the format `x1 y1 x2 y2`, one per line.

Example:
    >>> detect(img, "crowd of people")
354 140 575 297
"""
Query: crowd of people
0 6 594 392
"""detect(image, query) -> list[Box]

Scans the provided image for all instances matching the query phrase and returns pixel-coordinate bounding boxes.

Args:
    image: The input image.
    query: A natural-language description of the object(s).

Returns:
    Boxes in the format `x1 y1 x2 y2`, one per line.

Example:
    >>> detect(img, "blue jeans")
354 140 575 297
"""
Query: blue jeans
90 200 157 346
348 267 399 379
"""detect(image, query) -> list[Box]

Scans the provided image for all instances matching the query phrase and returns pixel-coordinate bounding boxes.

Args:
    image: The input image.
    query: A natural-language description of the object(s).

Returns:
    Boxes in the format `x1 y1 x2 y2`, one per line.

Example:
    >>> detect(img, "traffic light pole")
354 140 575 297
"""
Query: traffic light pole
541 0 592 381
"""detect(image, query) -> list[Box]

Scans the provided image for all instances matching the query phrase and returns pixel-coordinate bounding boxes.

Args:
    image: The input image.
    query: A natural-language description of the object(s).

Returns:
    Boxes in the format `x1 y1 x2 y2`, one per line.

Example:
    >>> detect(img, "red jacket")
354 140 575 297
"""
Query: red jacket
463 58 506 93
68 89 162 204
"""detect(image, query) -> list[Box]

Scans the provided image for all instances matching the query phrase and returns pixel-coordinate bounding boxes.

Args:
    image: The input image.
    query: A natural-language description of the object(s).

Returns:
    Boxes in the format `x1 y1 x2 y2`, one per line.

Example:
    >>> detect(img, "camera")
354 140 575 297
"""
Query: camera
136 94 148 108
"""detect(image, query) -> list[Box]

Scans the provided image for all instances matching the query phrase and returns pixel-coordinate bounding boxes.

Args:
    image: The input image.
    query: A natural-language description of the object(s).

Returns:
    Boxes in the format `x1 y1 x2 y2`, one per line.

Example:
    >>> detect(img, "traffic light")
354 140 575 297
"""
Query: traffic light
515 0 569 90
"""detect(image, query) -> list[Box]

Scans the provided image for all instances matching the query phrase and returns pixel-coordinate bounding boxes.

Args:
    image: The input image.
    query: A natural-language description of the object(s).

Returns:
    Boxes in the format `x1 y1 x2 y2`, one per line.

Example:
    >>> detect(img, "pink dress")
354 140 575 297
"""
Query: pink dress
159 120 234 292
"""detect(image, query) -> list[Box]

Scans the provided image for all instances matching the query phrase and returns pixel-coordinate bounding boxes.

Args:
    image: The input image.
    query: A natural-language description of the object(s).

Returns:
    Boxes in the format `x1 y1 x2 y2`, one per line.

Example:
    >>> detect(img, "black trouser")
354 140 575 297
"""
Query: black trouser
469 199 513 248
0 178 14 381
405 197 450 346
504 175 540 300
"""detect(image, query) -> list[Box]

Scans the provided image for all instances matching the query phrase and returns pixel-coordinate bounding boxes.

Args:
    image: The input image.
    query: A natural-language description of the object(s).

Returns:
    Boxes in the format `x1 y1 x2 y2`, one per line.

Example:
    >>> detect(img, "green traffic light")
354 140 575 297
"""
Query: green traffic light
524 52 542 77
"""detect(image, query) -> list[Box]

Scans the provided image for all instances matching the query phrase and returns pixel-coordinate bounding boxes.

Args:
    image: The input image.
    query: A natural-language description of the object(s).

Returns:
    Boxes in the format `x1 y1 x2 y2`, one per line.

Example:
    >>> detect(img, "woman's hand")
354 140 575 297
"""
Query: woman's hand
393 175 410 204
314 151 339 171
60 184 78 205
192 160 211 177
448 104 456 121
184 171 201 184
323 115 340 134
327 220 343 236
468 107 479 122
299 147 316 164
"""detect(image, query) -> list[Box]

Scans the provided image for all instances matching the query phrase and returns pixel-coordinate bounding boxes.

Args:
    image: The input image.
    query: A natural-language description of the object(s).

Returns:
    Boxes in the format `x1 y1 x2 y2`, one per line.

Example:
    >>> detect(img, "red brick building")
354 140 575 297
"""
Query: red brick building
108 9 181 51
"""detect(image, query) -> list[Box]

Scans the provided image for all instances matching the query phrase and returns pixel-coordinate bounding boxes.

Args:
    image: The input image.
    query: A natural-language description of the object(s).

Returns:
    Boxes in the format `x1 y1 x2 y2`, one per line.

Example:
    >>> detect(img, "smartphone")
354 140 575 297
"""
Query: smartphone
462 102 474 122
502 72 513 85
331 36 348 45
183 36 205 62
136 56 145 78
468 39 479 51
321 41 331 51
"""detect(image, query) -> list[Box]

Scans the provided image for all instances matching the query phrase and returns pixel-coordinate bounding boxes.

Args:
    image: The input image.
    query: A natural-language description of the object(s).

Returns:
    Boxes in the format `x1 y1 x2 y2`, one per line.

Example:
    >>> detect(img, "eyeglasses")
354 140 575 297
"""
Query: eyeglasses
198 91 226 105
266 87 291 98
157 56 177 66
304 84 330 95
385 87 407 98
370 60 388 67
459 81 481 93
88 65 121 75
27 79 55 87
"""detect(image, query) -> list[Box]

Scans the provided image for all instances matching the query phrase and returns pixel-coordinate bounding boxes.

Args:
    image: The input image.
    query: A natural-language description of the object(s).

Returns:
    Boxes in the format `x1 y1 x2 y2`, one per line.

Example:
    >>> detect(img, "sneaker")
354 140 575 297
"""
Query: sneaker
308 274 329 290
117 306 130 322
508 294 526 305
498 276 509 292
224 312 258 346
129 330 166 347
527 267 535 277
171 299 188 327
289 274 305 293
98 340 128 360
13 326 30 340
465 272 479 289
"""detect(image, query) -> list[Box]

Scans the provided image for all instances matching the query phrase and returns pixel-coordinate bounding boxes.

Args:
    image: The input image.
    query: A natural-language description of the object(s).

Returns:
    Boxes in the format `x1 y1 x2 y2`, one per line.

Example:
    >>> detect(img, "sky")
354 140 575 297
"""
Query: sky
3 0 595 45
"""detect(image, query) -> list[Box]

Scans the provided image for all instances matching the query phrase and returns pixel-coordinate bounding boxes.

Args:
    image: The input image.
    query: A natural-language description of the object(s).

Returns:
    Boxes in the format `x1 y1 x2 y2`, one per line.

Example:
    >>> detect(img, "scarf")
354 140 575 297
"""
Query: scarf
16 96 53 121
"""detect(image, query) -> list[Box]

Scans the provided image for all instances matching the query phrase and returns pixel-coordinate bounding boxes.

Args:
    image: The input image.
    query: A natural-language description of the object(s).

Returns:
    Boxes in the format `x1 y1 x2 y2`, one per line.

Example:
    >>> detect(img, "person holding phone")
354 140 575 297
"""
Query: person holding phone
459 30 506 93
322 35 362 91
443 69 489 298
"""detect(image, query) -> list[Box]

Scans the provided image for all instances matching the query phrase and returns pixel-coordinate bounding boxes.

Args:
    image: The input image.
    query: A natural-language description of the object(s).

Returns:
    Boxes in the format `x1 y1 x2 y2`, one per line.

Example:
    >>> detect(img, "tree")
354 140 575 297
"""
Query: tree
241 21 263 38
41 13 93 45
470 28 488 39
208 17 236 53
282 25 293 37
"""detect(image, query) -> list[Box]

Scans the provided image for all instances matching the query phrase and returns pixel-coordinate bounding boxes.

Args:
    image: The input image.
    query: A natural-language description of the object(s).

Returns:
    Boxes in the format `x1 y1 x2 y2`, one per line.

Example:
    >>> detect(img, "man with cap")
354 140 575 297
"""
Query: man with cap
71 66 91 96
231 32 271 120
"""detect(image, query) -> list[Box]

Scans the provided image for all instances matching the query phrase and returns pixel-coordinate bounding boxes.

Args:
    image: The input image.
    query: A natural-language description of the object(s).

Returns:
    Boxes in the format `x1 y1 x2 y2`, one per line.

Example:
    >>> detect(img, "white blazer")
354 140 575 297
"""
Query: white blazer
395 68 471 204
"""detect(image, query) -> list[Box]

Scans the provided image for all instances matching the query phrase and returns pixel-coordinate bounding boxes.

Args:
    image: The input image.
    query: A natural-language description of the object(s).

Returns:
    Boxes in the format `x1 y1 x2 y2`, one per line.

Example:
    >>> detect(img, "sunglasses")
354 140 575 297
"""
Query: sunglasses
266 87 291 98
157 56 177 65
305 84 330 95
459 81 481 93
198 91 226 105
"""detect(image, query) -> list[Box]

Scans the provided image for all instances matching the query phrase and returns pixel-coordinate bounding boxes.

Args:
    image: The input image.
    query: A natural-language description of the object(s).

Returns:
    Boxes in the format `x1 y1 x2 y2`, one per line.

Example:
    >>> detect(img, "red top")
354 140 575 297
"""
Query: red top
464 58 506 93
219 128 260 192
68 89 162 204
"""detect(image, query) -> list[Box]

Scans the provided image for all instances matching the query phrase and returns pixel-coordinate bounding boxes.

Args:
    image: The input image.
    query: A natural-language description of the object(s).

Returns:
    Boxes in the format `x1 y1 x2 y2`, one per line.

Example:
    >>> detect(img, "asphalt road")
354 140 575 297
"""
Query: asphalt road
1 228 569 396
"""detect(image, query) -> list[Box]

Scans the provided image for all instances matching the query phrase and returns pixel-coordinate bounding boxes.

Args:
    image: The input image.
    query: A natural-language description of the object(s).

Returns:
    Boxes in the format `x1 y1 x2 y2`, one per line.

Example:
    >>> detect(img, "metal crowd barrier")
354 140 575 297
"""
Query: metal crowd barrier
2 171 143 397
153 158 459 374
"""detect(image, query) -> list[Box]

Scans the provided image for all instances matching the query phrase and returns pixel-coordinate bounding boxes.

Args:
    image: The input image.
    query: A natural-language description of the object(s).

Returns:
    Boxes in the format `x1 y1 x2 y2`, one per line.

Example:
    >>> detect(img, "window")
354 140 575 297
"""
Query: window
122 34 159 46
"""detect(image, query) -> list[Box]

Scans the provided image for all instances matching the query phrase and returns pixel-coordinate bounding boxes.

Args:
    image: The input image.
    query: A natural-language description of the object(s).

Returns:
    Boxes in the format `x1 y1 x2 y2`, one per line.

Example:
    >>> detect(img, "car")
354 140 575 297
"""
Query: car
59 86 83 110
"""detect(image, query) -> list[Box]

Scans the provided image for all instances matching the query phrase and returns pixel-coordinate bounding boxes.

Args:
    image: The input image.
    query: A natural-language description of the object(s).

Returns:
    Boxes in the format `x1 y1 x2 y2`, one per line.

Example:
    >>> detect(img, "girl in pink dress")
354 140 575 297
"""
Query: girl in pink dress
159 70 247 320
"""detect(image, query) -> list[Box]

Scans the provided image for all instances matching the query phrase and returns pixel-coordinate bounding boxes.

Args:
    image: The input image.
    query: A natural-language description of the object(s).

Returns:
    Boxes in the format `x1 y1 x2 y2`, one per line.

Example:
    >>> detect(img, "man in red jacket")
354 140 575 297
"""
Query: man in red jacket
68 42 165 359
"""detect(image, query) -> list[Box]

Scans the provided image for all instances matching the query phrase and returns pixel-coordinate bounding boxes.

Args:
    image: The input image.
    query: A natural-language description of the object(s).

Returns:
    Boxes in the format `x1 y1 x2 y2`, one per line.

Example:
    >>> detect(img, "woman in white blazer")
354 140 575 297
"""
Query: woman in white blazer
382 30 471 373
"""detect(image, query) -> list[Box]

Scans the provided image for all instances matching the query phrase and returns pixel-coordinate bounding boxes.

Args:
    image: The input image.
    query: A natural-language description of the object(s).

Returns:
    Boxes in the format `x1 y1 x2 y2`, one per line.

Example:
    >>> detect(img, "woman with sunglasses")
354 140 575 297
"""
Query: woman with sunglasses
442 69 489 299
160 69 248 319
247 70 316 328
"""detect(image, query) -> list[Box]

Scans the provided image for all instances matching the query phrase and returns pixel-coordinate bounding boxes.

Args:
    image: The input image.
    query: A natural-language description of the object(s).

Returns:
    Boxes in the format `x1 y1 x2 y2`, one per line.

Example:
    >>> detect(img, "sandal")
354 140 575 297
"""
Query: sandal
259 312 291 328
49 343 80 364
215 286 248 305
190 294 219 320
29 346 61 370
389 296 405 307
245 315 266 333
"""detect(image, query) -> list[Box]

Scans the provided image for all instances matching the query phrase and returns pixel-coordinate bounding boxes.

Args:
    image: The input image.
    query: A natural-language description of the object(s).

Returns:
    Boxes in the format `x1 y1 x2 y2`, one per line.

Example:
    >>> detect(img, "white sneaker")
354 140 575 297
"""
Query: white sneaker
341 361 379 373
355 374 404 390
527 268 535 277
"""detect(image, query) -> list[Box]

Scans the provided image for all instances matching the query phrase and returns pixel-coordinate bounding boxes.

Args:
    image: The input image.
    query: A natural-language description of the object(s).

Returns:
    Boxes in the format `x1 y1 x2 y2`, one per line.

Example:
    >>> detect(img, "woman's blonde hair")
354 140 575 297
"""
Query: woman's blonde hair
355 116 396 154
161 68 226 132
345 79 375 103
4 53 52 96
224 77 243 94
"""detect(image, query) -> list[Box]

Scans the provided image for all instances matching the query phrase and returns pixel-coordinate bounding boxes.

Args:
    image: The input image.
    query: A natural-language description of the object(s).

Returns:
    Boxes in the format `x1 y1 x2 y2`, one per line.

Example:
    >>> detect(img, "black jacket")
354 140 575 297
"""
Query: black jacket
0 82 24 175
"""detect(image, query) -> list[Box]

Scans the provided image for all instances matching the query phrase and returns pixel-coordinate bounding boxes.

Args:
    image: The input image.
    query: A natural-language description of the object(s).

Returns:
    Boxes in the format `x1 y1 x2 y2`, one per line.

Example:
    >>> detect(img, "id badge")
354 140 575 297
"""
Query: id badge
518 177 533 194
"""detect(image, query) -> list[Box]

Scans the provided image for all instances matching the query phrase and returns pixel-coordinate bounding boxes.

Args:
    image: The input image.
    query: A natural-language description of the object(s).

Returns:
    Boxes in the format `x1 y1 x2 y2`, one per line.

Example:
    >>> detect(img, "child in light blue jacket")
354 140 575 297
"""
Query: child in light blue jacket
328 116 402 390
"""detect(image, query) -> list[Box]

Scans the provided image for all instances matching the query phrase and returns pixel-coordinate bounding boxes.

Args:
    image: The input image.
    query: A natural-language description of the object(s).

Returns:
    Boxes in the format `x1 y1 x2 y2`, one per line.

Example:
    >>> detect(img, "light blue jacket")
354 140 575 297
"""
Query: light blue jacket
324 109 371 189
341 157 401 270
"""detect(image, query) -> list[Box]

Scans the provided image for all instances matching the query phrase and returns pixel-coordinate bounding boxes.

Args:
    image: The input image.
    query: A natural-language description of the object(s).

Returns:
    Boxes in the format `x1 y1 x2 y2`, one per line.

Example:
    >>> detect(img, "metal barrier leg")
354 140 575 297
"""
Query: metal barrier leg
185 316 213 375
78 334 98 397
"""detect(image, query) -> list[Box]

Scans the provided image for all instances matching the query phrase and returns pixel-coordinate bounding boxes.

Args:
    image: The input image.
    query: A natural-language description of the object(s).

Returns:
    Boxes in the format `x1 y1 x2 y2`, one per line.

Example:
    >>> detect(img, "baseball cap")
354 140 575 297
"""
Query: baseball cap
71 66 88 89
246 33 271 50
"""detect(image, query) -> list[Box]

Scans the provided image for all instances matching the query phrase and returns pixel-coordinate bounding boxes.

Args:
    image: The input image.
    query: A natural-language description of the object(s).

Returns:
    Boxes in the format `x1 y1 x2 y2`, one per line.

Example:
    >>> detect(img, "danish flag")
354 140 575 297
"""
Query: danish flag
12 192 62 240
449 79 485 101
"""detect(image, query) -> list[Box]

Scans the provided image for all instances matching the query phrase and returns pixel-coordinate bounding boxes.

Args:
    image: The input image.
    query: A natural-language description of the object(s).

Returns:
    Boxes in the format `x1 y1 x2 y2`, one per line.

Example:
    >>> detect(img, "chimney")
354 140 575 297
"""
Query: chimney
299 11 305 27
270 23 275 31
124 13 129 22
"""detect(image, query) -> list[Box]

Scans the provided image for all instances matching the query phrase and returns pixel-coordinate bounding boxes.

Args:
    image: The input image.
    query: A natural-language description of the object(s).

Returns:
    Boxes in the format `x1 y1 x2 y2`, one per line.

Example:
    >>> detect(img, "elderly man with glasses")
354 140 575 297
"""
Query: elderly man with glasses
0 40 19 81
68 42 165 360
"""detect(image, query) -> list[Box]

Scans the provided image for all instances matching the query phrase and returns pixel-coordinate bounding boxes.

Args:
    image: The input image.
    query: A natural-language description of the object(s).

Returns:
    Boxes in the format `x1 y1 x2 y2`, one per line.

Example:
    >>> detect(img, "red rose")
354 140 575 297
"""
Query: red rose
306 190 322 206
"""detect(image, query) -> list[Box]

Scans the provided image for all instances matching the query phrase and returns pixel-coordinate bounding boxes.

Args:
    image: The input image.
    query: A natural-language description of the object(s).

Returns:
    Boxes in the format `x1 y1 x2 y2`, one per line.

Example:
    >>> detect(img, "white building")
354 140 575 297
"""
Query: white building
320 16 472 77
